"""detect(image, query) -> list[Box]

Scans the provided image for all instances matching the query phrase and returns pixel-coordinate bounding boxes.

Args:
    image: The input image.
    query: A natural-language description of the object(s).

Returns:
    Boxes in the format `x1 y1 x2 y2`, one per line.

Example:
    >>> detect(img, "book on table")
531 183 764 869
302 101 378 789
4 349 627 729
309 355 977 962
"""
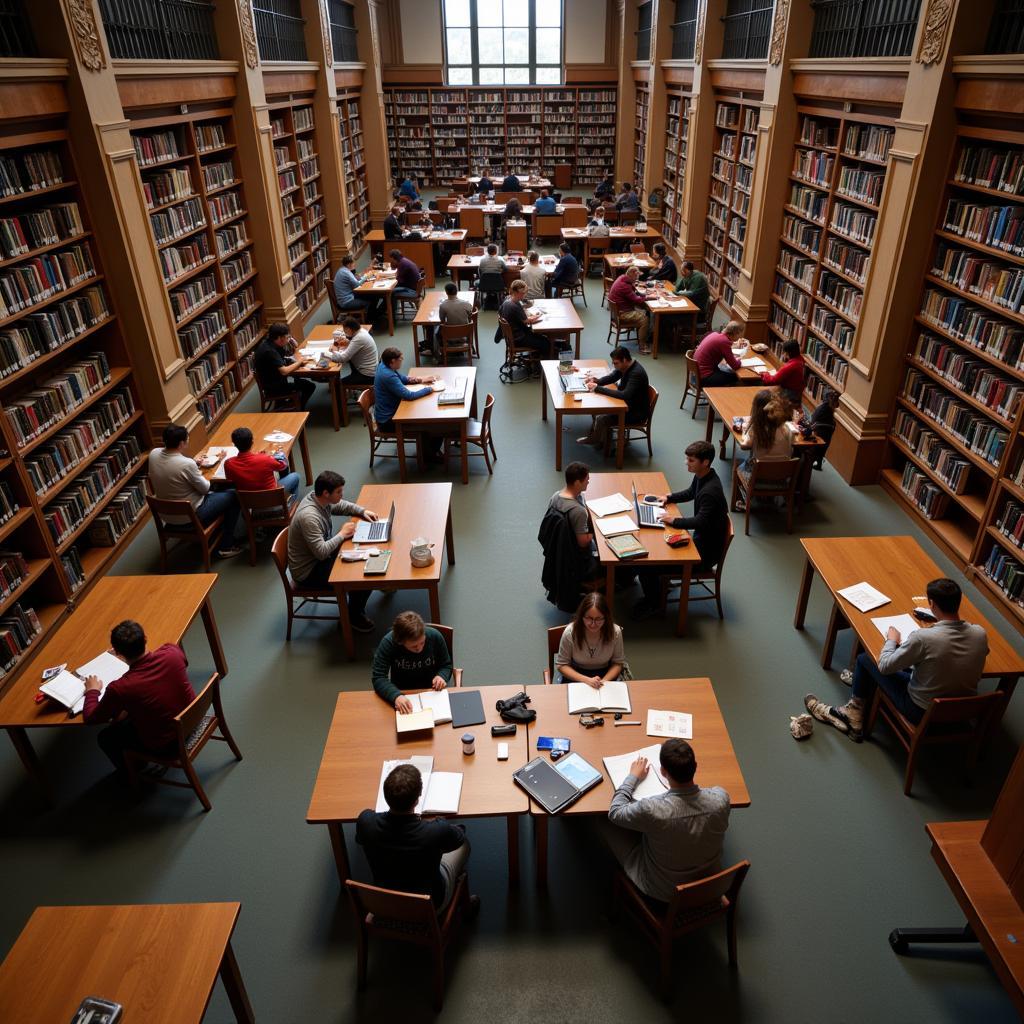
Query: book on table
603 743 669 800
566 680 632 715
837 582 890 612
39 650 129 715
374 755 464 814
594 515 639 537
398 690 453 725
606 533 648 560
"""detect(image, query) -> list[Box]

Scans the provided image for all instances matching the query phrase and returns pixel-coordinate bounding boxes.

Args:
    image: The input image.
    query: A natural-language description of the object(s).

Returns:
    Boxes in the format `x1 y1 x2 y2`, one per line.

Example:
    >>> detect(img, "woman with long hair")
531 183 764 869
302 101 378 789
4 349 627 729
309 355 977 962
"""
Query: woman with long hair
555 592 626 687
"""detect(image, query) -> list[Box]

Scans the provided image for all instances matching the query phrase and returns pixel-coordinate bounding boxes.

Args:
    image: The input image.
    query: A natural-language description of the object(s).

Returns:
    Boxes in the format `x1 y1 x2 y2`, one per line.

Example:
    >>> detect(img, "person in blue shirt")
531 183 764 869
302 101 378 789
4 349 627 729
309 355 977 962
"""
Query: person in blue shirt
501 172 521 192
533 188 557 214
616 182 641 211
397 176 419 201
373 347 444 461
478 170 493 194
550 242 580 293
333 254 368 312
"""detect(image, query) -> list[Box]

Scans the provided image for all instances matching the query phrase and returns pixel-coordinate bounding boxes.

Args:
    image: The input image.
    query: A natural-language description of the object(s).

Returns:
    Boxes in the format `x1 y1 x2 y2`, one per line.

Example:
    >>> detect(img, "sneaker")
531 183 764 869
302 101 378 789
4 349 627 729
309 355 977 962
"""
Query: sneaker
840 669 853 686
733 498 747 512
216 546 244 559
833 699 864 737
350 614 375 634
804 693 849 735
812 461 824 471
789 714 814 741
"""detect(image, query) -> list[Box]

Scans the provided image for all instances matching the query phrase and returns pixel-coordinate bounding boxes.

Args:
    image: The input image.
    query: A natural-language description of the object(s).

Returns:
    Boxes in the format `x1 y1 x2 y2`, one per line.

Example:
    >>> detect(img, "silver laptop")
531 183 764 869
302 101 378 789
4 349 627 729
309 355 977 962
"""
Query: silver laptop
353 501 395 543
559 373 589 394
632 481 664 528
437 376 469 405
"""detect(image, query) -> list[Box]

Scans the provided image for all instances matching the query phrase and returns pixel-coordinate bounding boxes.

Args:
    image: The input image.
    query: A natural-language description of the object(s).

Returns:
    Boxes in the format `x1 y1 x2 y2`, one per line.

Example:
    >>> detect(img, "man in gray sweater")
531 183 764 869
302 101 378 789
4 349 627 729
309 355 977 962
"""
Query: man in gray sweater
287 470 379 633
603 738 730 903
805 577 989 742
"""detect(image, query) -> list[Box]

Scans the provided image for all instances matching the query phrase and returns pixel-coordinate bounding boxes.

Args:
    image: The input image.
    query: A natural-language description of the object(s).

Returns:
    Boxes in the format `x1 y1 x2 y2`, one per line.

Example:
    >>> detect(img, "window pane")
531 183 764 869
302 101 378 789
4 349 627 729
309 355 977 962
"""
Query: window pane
444 0 471 27
535 27 560 63
479 66 504 83
504 0 529 26
535 66 561 84
536 2 562 26
504 27 529 62
447 28 472 63
478 0 503 26
505 65 530 83
448 66 473 84
479 27 503 62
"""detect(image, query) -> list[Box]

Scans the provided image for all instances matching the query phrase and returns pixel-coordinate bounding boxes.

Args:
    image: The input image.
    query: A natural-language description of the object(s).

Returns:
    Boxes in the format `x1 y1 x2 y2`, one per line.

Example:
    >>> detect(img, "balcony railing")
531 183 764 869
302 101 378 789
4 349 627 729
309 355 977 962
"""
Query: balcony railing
253 0 308 62
671 0 699 60
809 0 921 58
636 1 652 62
99 0 218 60
0 0 35 57
985 0 1024 53
329 0 358 62
721 0 773 60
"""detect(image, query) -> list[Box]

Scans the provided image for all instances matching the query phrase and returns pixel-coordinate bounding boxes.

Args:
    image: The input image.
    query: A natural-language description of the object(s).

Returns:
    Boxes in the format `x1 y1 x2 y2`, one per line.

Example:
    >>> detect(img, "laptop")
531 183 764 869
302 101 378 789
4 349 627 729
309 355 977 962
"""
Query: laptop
512 753 603 814
632 481 664 528
353 501 395 543
559 373 590 394
437 376 469 405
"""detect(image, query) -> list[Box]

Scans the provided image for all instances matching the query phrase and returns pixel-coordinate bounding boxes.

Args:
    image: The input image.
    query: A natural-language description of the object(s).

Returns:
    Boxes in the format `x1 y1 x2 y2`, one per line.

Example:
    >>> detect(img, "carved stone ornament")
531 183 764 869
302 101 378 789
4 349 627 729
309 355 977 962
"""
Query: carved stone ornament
694 2 706 63
237 0 260 69
319 0 333 65
917 0 953 66
65 0 107 72
769 0 790 65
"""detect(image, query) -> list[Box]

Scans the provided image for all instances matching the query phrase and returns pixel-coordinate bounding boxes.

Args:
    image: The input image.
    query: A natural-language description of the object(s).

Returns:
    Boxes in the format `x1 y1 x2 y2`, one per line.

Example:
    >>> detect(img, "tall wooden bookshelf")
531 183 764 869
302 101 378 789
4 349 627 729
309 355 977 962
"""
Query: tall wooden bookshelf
543 89 577 176
881 123 1024 633
430 89 470 185
269 101 331 325
385 90 433 185
576 88 617 186
0 127 149 689
337 89 370 255
633 85 649 189
662 86 691 251
768 107 895 409
468 90 506 178
704 96 760 315
129 112 263 427
507 90 543 171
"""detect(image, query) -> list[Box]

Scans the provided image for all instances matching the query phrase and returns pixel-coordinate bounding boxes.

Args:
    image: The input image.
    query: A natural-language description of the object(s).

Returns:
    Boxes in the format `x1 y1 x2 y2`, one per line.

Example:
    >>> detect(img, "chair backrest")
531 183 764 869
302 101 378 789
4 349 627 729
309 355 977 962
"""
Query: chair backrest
440 319 475 353
357 388 376 432
546 624 565 683
646 385 659 425
174 672 219 749
684 348 700 387
458 208 485 236
608 298 624 324
563 196 584 205
146 493 202 531
345 879 441 942
619 210 640 226
271 529 291 591
478 271 506 293
327 273 343 321
563 206 588 228
749 457 801 490
535 214 563 236
666 860 751 925
480 393 495 430
238 487 290 521
589 238 611 257
497 314 518 352
919 690 1005 731
427 622 455 664
629 242 646 253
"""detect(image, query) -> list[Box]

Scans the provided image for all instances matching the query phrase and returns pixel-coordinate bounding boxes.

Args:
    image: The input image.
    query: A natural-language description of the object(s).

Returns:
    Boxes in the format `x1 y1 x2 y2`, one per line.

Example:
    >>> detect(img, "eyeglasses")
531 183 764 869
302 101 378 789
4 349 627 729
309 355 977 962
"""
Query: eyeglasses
583 616 605 625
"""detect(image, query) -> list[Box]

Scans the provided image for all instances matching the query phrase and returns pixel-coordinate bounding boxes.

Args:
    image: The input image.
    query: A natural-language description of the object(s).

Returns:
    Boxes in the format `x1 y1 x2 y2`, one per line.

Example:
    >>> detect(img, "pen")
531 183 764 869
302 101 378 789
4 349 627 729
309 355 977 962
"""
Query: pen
613 720 642 726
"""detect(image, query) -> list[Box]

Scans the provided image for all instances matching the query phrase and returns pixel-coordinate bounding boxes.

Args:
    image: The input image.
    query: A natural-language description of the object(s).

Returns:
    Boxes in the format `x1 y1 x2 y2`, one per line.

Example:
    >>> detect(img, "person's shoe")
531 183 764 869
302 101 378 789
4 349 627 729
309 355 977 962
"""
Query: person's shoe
466 894 481 921
840 669 854 686
576 435 597 446
832 699 864 740
804 693 849 735
141 763 169 779
812 461 824 471
733 498 746 512
216 546 244 559
631 600 659 621
789 714 814 741
350 614 375 634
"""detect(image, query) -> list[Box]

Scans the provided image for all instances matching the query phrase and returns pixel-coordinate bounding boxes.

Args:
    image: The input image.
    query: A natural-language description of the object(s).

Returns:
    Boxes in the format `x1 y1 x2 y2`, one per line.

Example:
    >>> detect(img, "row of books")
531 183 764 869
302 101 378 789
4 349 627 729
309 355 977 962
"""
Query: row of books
837 166 885 206
185 341 230 394
159 235 211 285
900 463 950 520
842 125 893 163
227 286 257 326
811 307 855 354
799 117 838 150
982 545 1024 604
196 375 235 425
0 202 84 259
0 549 29 601
142 168 193 210
775 275 810 318
273 146 292 170
824 237 869 283
954 144 1024 196
133 130 181 167
215 224 248 258
0 149 64 198
770 302 806 345
178 309 227 360
817 271 863 321
203 160 236 193
59 546 85 592
793 149 833 188
943 199 1024 257
0 243 96 319
789 184 828 224
222 252 253 290
782 214 821 256
892 409 971 493
84 479 147 548
0 603 42 674
233 315 262 354
195 123 227 153
806 336 849 386
209 190 244 226
293 108 314 132
778 248 816 288
920 287 1024 367
169 273 217 324
996 500 1024 548
149 198 205 247
932 242 1024 313
0 480 17 525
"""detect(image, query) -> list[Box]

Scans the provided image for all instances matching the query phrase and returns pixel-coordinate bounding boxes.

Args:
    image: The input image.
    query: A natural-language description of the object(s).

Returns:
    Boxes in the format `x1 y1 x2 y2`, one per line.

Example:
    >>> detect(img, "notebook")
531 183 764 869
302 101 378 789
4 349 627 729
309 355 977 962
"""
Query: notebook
567 680 632 715
374 756 464 814
395 708 434 734
40 651 130 715
606 534 648 560
585 492 632 518
512 753 603 814
603 744 669 800
837 582 890 612
448 689 486 728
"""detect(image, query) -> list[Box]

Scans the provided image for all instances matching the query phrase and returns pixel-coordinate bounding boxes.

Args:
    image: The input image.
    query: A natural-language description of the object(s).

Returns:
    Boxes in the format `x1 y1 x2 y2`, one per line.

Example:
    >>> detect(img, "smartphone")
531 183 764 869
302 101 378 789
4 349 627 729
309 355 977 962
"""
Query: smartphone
71 997 123 1023
536 736 570 752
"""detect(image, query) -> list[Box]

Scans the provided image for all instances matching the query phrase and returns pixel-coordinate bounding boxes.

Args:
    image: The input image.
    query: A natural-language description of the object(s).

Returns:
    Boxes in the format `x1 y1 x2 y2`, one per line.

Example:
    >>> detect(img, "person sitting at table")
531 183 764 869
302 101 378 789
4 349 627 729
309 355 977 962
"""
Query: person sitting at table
674 261 710 324
82 620 196 777
223 425 299 501
499 279 565 359
550 242 580 294
520 250 548 300
287 470 378 632
607 266 651 354
383 205 404 240
805 578 989 743
615 182 641 211
255 322 317 410
421 282 475 358
371 611 453 711
633 440 728 619
503 196 524 224
356 762 478 914
641 242 678 283
693 320 744 388
593 169 615 204
414 210 434 233
555 593 626 687
534 188 557 214
808 387 840 470
588 207 611 237
501 171 521 192
149 423 243 559
389 248 421 312
477 243 507 277
602 738 730 902
759 339 806 406
577 345 651 450
539 461 601 611
477 169 493 195
397 175 419 202
329 316 379 386
734 388 793 512
332 254 381 323
373 346 442 461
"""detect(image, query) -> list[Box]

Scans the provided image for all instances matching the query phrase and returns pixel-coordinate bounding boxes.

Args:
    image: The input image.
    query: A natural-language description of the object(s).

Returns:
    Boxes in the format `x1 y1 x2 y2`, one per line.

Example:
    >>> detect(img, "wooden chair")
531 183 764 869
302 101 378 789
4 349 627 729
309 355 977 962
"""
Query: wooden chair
345 874 472 1011
612 860 751 1001
563 205 589 229
681 348 707 418
443 393 497 474
534 214 563 240
563 195 584 205
601 267 616 308
255 374 302 413
357 388 420 468
555 277 587 308
270 528 338 640
606 299 640 348
438 314 477 366
505 223 528 252
475 270 507 310
619 209 640 227
542 624 567 684
395 273 425 320
327 274 343 323
865 687 1006 796
237 486 296 566
457 207 485 239
497 315 540 384
629 242 647 254
146 493 224 573
123 672 242 813
660 518 734 620
428 622 464 687
731 456 801 535
604 385 659 458
586 237 611 276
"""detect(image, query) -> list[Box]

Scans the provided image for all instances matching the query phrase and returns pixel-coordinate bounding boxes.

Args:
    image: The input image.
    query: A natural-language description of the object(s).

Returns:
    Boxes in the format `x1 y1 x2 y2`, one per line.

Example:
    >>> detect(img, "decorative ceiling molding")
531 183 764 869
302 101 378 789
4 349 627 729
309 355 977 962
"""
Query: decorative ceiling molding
769 0 790 66
237 0 260 69
65 0 107 72
917 0 953 66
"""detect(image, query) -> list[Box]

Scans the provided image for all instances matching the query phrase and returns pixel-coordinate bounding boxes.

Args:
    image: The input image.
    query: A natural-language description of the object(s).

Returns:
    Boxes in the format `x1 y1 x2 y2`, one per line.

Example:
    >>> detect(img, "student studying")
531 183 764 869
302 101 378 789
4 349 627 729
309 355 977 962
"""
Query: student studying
555 594 627 686
372 612 454 713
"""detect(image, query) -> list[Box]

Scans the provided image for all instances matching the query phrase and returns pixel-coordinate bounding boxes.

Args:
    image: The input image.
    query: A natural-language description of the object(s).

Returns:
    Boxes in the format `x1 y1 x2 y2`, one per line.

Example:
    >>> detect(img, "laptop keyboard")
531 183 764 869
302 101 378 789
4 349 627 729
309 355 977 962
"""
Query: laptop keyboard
638 501 660 526
364 520 387 541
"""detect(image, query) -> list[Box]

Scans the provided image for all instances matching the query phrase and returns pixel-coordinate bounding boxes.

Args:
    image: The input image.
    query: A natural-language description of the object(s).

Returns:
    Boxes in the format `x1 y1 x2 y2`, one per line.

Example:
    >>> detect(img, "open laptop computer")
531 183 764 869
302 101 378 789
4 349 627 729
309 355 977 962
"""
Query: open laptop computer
437 376 469 405
632 481 664 528
559 372 590 394
353 501 395 543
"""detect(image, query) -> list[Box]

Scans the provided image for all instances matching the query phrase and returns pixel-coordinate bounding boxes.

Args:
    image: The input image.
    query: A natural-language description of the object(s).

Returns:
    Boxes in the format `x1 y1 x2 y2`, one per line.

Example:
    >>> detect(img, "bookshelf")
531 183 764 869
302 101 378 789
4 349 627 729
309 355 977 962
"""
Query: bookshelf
468 90 506 179
576 89 617 187
430 89 470 185
633 85 649 191
0 130 150 689
130 113 263 427
543 89 577 175
386 90 433 187
270 101 331 324
768 107 895 410
662 86 691 251
507 90 543 172
337 88 370 255
704 97 760 315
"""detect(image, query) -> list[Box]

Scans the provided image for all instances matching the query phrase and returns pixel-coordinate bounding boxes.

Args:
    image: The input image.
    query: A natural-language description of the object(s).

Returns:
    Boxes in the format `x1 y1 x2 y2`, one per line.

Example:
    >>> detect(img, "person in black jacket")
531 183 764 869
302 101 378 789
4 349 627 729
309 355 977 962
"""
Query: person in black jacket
501 172 521 192
808 388 840 469
633 440 729 619
538 461 600 612
641 242 678 283
382 206 403 240
577 347 651 452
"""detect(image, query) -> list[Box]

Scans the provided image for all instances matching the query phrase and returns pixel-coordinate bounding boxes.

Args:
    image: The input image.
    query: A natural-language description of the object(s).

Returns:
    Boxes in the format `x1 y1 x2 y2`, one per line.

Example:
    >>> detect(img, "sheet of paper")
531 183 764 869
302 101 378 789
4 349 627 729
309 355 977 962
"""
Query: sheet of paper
395 707 435 734
375 755 434 813
422 772 463 814
870 613 918 640
373 280 390 289
264 431 293 442
38 669 86 711
76 650 129 686
646 708 693 739
837 582 891 613
418 689 452 725
603 744 668 800
740 357 767 368
594 515 639 537
586 493 632 518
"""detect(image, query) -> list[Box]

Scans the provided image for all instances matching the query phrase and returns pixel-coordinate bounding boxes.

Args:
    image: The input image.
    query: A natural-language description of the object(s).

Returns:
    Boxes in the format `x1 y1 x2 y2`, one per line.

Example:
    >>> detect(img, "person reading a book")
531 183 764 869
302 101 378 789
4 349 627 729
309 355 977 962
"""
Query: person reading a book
602 738 730 902
372 612 454 713
82 620 195 777
693 320 744 388
356 763 478 914
556 593 625 687
734 388 794 514
805 578 988 743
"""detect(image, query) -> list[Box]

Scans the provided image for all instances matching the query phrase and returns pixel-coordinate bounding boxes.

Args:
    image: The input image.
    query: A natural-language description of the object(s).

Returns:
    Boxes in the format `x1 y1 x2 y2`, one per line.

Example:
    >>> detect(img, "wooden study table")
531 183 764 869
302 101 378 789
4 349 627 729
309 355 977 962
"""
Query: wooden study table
525 678 750 887
561 226 661 269
460 174 551 190
392 365 479 485
446 251 559 288
299 324 375 428
411 288 477 366
604 252 657 276
0 902 254 1023
588 472 702 636
540 360 626 471
793 536 1024 700
200 411 312 483
529 297 585 359
306 688 529 885
643 282 699 358
366 229 467 287
354 271 396 336
330 482 454 659
0 574 227 798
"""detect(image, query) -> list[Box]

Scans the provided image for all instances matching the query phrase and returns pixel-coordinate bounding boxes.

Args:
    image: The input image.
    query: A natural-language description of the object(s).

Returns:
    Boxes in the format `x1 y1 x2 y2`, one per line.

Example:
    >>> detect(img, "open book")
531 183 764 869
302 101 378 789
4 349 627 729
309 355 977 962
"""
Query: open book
400 690 452 726
374 755 463 814
567 680 631 715
603 744 668 800
39 650 129 715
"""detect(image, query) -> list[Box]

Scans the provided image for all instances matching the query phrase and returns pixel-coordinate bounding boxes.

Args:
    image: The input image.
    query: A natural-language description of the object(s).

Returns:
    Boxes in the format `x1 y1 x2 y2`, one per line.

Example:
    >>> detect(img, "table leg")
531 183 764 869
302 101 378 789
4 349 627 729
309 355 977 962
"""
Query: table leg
413 324 421 367
386 298 395 337
7 727 52 802
822 601 847 670
297 426 313 485
691 311 697 348
326 376 340 432
337 378 348 430
219 942 256 1024
542 375 547 422
555 411 563 471
428 583 441 624
506 814 520 887
445 505 456 565
794 556 815 629
705 410 715 444
534 814 548 890
615 411 625 469
470 383 478 419
460 421 468 485
327 821 351 881
336 586 355 660
675 563 692 637
201 597 229 678
574 329 581 360
605 564 615 609
396 424 408 482
718 421 729 462
652 313 660 360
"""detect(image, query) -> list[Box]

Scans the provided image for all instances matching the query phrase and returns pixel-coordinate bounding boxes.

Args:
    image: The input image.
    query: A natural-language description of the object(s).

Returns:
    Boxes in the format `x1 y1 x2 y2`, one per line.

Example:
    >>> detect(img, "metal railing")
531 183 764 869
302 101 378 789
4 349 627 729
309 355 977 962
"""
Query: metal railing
98 0 218 60
809 0 921 58
985 0 1024 53
329 0 358 62
253 0 307 62
0 0 34 57
636 1 652 61
721 0 774 60
671 0 699 59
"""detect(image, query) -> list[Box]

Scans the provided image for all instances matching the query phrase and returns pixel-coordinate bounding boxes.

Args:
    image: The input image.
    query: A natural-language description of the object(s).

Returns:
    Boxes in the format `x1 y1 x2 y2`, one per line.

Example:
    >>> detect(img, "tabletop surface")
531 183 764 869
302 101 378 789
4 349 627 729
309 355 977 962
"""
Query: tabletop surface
392 365 478 424
525 678 750 814
528 297 584 333
562 226 660 238
307 687 530 822
0 902 240 1023
605 252 657 270
541 359 625 413
366 228 468 242
200 412 308 478
412 289 478 324
447 253 559 273
642 282 699 314
702 388 821 448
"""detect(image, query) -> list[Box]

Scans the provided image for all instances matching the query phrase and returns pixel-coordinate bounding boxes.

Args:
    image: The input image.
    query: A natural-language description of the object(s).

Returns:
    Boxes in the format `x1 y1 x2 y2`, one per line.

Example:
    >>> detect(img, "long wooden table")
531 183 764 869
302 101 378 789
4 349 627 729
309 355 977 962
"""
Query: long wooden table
329 482 454 659
366 229 468 287
588 472 702 636
540 359 626 470
306 688 530 885
0 902 254 1022
528 297 584 359
446 252 559 288
643 281 699 358
354 271 396 336
300 324 376 428
411 288 477 365
562 226 662 269
525 678 750 887
200 411 312 484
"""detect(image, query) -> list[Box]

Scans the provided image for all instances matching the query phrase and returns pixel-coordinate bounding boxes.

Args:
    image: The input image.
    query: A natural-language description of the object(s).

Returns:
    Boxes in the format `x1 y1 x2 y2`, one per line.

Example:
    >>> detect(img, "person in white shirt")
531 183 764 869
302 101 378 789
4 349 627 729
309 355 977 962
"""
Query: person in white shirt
520 250 548 300
734 388 793 513
329 316 379 385
477 243 507 277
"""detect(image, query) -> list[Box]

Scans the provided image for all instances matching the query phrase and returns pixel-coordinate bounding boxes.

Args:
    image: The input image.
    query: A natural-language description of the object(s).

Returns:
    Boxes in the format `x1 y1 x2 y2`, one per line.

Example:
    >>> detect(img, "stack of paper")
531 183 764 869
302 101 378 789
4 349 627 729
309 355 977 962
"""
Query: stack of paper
594 515 639 537
837 582 890 612
603 744 668 799
870 613 918 639
586 493 632 518
40 650 129 715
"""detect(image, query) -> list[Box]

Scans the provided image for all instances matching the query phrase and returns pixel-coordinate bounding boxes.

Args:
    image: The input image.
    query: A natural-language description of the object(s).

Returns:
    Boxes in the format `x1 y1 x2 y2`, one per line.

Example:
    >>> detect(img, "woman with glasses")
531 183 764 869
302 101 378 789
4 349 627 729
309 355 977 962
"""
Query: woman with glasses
555 593 626 687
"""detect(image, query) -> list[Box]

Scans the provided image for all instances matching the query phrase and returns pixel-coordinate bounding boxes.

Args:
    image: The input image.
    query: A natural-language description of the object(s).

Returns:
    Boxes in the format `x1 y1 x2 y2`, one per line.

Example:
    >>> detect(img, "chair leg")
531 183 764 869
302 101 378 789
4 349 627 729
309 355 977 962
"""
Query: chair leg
646 428 653 457
214 697 244 761
726 906 739 967
903 737 922 797
201 535 212 573
286 599 294 641
659 937 673 1001
355 922 368 989
123 752 143 793
432 947 446 1012
246 520 257 566
157 536 169 573
182 755 213 812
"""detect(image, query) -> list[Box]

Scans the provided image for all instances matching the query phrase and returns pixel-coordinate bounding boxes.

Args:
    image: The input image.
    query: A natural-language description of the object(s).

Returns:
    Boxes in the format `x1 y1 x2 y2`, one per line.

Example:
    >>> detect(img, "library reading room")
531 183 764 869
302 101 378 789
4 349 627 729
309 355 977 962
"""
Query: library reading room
1 1 1024 1021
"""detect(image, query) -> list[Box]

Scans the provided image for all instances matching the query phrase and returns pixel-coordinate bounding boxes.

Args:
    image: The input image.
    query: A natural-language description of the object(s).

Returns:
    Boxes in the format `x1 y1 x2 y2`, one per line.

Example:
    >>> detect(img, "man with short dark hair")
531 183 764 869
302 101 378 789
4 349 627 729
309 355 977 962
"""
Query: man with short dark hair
550 241 580 294
602 738 730 902
500 279 562 359
82 620 196 776
615 181 641 211
477 243 507 277
760 338 806 406
806 578 989 742
578 346 650 451
329 316 378 385
254 322 317 409
383 206 404 240
642 242 678 283
500 171 521 192
674 260 709 321
539 461 600 611
534 187 557 214
223 426 299 499
373 347 442 461
356 763 477 913
477 169 493 195
389 248 421 312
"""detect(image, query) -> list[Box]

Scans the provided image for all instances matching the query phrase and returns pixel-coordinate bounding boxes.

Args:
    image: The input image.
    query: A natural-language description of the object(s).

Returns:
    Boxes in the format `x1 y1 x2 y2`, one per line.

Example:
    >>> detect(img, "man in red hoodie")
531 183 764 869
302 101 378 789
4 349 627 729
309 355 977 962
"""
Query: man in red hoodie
759 338 806 406
223 426 300 501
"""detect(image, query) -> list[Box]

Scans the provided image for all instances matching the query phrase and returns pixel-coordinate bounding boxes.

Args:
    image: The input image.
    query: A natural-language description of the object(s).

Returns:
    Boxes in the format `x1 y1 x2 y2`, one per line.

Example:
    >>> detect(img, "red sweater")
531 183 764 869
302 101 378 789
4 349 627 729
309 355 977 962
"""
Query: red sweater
82 644 195 751
608 274 647 311
224 450 287 491
761 356 806 394
694 331 740 379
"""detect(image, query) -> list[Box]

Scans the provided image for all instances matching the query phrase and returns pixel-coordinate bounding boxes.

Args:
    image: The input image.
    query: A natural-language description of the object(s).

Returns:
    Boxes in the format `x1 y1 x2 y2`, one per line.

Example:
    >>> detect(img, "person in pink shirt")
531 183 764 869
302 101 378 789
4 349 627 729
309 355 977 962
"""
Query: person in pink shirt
693 320 745 387
607 266 651 353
